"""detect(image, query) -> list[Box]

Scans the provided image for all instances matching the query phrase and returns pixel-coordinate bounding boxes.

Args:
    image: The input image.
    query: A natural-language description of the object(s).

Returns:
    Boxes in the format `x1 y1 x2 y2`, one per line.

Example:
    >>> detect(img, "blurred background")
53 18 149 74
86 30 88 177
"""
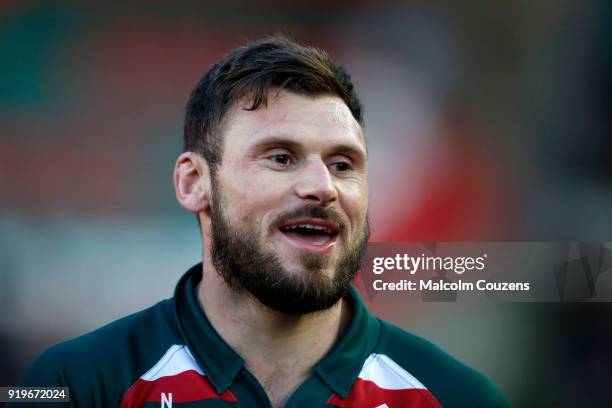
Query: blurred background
1 0 611 406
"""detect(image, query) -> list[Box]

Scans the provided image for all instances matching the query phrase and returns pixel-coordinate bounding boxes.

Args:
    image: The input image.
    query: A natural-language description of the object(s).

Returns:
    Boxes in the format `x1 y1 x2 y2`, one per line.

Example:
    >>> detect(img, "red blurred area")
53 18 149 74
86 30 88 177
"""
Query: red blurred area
375 109 510 241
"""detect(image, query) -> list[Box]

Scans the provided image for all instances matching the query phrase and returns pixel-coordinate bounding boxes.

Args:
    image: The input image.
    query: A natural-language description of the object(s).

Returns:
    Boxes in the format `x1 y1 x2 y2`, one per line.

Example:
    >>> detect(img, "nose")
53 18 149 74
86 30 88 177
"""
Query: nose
294 158 338 206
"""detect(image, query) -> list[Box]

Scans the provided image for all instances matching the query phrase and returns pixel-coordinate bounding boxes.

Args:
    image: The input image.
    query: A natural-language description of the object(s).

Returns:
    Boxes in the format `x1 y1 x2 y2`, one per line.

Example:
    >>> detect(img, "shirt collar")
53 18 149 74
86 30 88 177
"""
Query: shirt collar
173 263 381 398
313 284 381 398
173 263 244 393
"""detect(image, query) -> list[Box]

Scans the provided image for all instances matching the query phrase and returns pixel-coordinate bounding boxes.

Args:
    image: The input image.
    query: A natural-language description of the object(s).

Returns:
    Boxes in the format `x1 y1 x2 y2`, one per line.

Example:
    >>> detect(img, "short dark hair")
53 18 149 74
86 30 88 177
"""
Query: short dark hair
183 35 364 176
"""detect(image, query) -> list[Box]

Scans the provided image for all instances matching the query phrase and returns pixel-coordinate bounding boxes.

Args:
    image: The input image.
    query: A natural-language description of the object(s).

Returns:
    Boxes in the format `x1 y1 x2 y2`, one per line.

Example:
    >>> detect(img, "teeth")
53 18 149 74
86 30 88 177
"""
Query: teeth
284 224 332 233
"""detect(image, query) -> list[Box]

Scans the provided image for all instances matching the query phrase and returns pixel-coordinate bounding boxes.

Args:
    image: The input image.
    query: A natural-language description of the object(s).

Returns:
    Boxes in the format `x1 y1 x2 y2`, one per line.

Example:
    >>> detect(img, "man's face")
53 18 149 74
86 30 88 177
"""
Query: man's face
208 90 369 314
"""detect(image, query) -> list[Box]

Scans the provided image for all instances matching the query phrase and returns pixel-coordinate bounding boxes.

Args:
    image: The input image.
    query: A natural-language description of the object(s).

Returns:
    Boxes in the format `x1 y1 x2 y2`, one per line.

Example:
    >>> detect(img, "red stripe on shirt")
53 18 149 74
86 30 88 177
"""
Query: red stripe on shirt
119 369 237 407
327 377 442 407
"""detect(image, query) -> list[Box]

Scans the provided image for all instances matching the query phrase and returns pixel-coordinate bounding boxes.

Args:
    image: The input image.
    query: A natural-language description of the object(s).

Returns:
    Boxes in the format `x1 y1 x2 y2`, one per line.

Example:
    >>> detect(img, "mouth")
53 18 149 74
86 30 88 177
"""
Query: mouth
278 218 340 253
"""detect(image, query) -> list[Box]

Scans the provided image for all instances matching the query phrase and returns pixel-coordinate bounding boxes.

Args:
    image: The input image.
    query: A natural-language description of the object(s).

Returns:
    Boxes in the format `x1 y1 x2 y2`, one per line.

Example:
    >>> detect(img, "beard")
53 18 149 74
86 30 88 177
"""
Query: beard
209 182 370 315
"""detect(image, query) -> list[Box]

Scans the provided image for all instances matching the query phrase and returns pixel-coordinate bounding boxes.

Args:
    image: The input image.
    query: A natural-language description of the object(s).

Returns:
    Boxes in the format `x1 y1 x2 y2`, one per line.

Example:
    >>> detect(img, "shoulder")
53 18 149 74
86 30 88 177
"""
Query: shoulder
18 299 180 406
374 319 509 408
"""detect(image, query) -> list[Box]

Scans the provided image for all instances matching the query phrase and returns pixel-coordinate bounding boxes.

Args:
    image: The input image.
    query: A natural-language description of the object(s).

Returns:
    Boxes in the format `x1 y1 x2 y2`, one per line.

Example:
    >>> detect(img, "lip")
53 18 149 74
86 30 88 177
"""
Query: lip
280 230 338 253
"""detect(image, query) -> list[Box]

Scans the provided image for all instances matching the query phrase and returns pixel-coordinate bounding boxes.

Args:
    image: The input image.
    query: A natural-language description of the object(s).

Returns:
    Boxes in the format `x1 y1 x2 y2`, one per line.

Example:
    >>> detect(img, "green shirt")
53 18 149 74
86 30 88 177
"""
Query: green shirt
11 264 508 407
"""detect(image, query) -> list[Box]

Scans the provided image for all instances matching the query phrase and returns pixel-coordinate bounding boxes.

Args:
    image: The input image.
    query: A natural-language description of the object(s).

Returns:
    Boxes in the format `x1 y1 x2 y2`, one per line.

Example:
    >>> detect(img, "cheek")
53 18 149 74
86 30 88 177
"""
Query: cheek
339 183 369 226
217 171 287 222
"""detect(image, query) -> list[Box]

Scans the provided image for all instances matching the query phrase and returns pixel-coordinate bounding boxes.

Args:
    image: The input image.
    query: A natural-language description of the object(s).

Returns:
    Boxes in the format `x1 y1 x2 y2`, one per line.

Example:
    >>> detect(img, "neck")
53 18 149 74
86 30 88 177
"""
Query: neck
197 259 352 407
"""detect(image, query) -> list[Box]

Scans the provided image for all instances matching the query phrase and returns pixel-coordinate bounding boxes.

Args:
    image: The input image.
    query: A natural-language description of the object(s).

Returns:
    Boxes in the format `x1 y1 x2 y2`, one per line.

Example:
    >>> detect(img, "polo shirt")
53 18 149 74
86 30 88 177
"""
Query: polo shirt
12 264 508 407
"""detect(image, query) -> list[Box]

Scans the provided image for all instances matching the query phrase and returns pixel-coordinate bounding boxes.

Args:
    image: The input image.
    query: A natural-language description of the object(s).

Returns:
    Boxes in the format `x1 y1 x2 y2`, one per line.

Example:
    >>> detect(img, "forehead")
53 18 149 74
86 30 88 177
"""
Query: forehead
221 90 366 154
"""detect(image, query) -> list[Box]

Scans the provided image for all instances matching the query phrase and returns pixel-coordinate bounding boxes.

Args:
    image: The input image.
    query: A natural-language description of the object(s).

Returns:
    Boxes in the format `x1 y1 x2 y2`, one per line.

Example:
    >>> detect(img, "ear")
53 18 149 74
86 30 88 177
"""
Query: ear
173 152 211 214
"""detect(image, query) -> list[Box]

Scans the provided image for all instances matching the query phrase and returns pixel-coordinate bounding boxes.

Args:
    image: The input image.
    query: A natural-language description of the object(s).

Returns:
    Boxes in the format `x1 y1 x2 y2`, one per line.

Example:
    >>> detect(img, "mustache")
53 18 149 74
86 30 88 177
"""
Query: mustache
272 204 347 236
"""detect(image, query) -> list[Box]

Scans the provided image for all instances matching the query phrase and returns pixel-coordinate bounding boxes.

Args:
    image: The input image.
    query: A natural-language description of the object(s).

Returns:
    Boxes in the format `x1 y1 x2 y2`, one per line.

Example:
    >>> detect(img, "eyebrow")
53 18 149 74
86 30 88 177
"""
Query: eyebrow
252 135 367 159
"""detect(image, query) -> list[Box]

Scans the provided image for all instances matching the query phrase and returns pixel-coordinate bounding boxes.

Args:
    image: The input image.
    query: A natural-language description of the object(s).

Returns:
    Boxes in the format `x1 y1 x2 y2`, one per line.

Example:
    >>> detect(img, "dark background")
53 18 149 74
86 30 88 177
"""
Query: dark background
1 1 611 406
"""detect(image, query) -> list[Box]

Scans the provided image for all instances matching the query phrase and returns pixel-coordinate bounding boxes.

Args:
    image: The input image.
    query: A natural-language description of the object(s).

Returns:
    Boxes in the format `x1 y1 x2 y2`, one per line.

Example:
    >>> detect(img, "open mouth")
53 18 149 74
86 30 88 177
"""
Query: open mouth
278 219 339 251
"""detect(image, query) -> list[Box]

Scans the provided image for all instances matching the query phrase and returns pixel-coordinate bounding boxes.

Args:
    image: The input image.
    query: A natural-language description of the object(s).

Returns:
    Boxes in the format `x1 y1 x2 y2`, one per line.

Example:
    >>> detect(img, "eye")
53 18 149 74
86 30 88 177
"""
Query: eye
330 161 352 172
268 153 292 166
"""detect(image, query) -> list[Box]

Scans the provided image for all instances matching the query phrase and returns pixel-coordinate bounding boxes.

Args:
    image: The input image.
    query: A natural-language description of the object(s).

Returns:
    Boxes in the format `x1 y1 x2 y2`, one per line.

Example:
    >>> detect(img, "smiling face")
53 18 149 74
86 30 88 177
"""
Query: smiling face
207 90 369 314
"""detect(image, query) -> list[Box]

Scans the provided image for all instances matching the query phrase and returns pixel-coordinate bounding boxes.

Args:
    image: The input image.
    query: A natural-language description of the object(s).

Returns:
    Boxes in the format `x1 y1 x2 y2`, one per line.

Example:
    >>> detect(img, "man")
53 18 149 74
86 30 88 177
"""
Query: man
12 36 508 407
